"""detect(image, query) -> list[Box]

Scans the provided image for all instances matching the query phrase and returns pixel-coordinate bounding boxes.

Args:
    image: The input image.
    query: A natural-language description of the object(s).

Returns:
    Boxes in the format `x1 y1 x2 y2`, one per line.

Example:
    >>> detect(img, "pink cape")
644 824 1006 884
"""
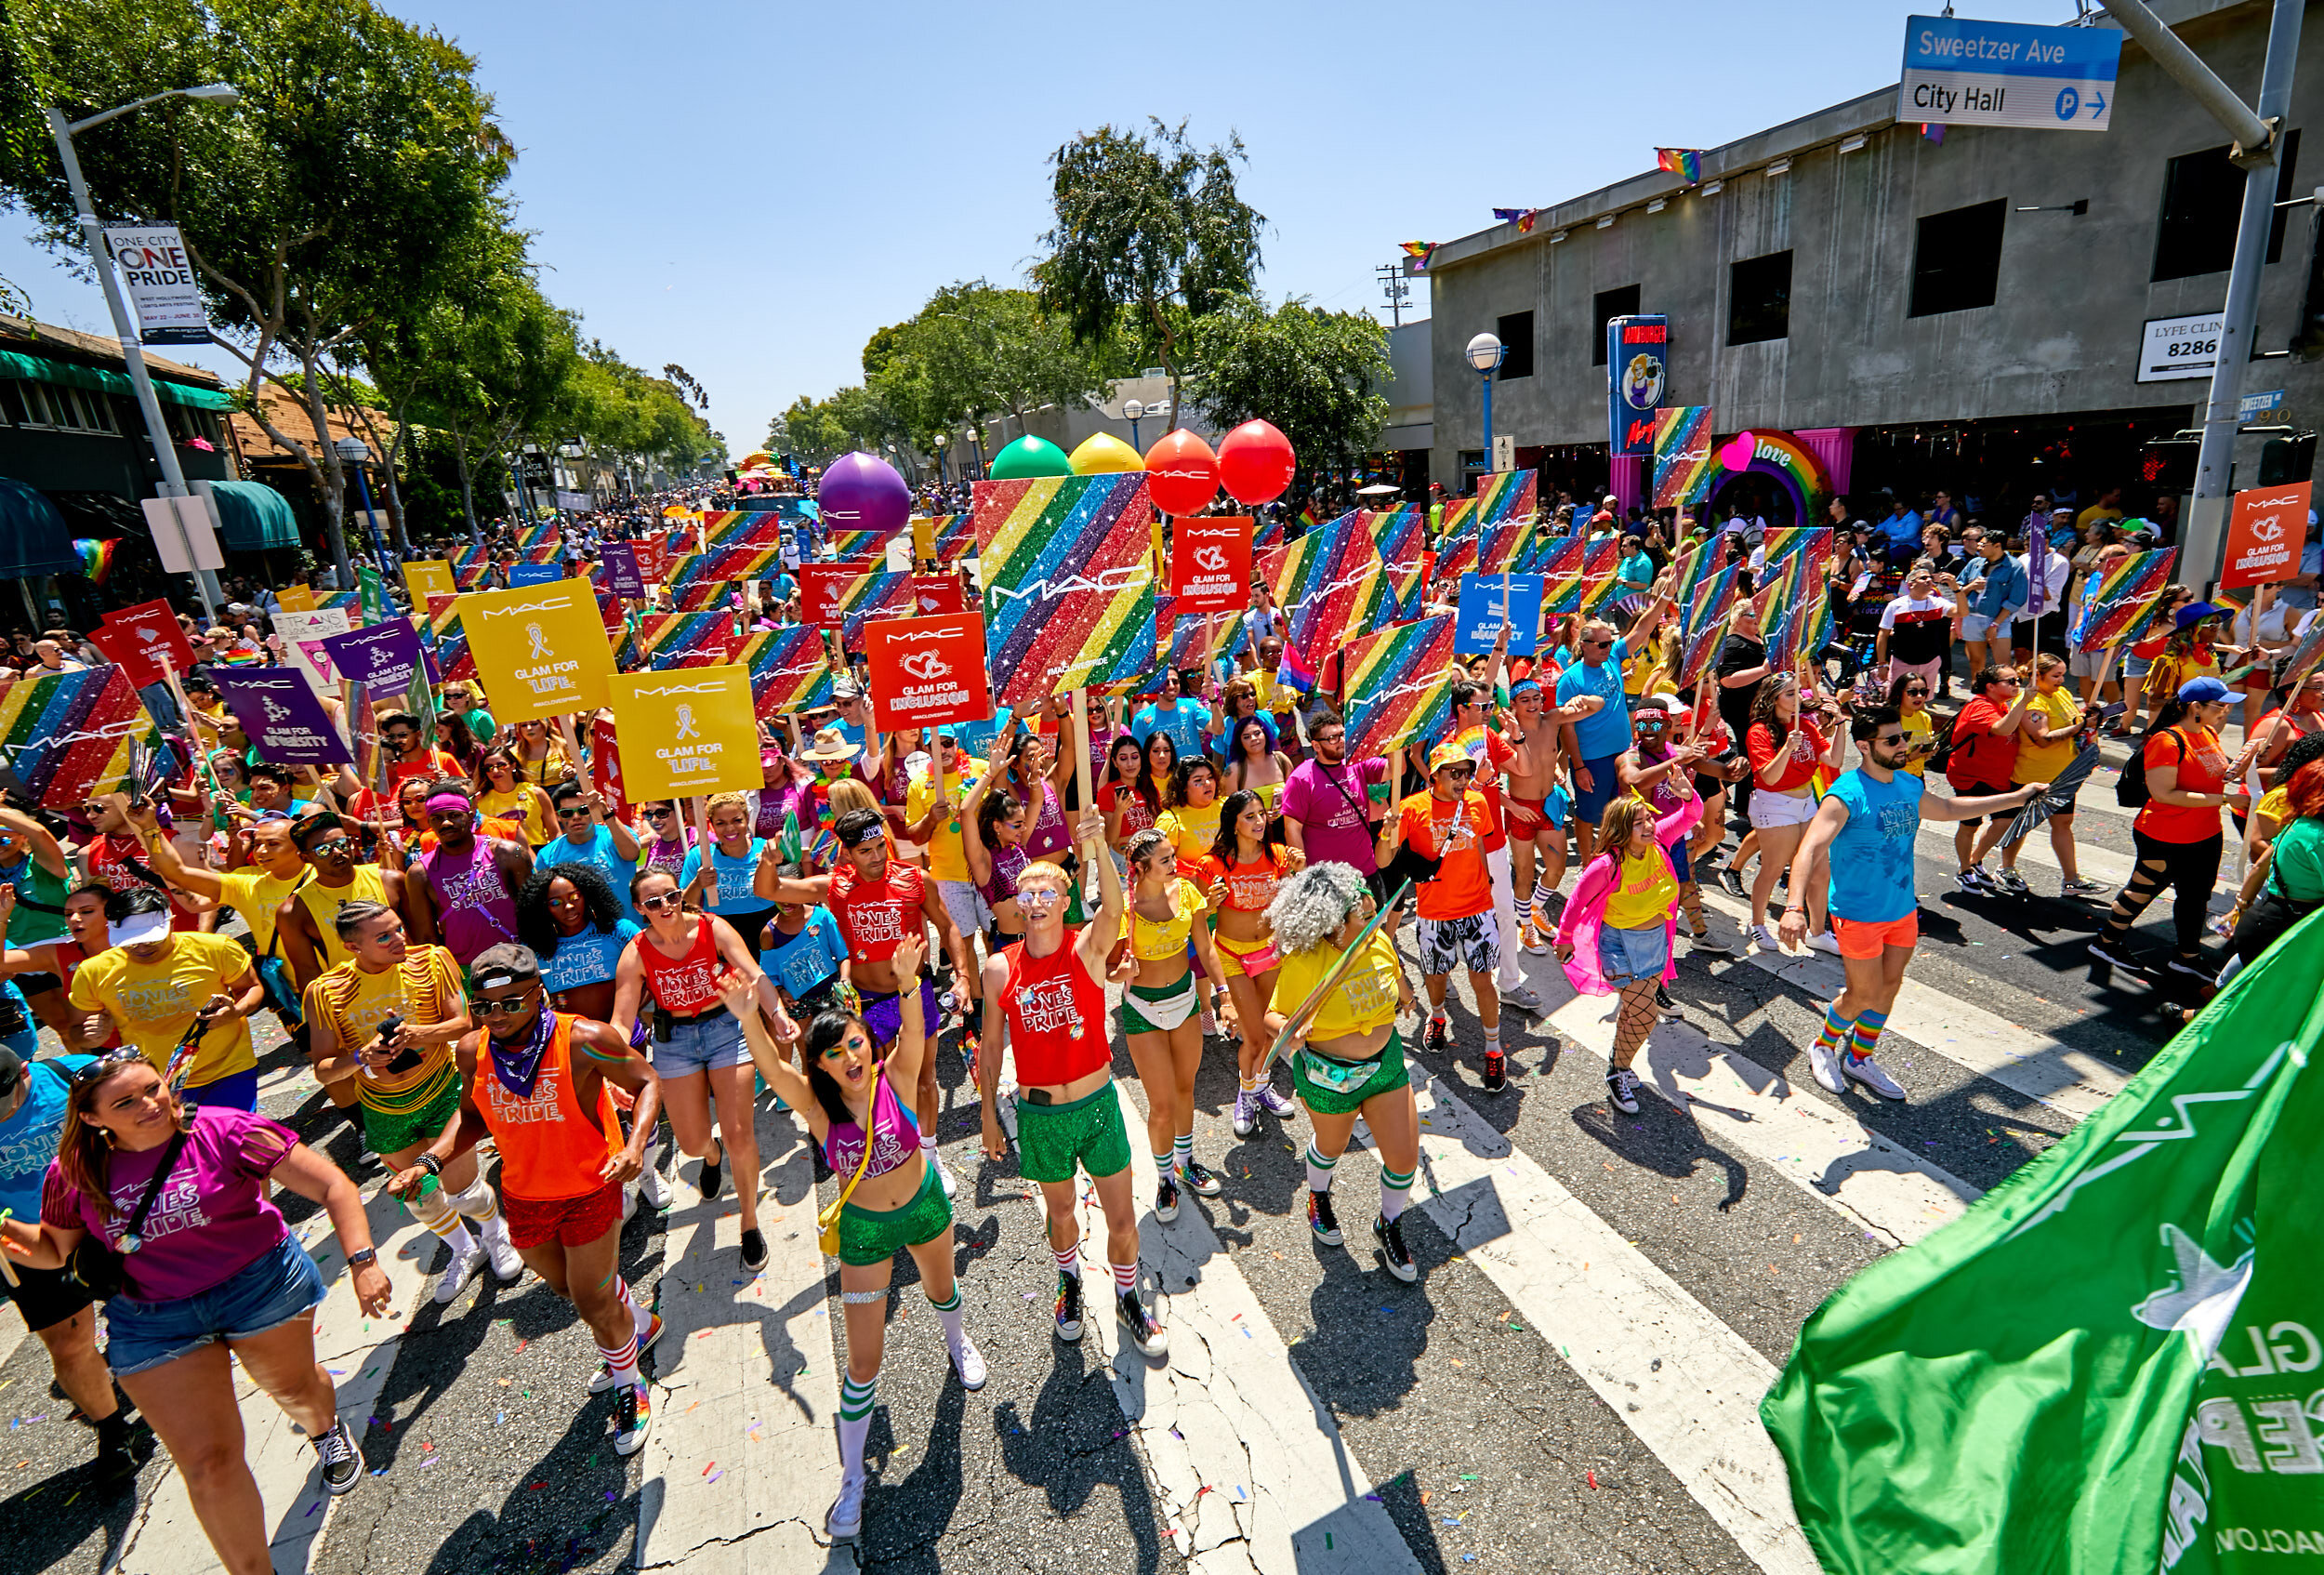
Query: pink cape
1553 794 1703 996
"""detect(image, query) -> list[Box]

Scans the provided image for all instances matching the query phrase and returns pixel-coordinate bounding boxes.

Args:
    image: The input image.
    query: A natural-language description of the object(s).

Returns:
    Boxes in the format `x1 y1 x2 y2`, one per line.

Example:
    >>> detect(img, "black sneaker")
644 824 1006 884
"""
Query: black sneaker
1178 1158 1223 1198
1307 1188 1343 1246
612 1381 652 1458
1117 1290 1168 1357
312 1417 363 1495
1654 984 1679 1018
1053 1271 1085 1343
1482 1049 1508 1094
2088 933 2134 969
740 1227 768 1273
1718 867 1748 899
1605 1066 1643 1115
1993 867 2029 894
1373 1214 1418 1283
1424 1016 1451 1053
1155 1170 1181 1224
94 1415 139 1484
698 1149 723 1201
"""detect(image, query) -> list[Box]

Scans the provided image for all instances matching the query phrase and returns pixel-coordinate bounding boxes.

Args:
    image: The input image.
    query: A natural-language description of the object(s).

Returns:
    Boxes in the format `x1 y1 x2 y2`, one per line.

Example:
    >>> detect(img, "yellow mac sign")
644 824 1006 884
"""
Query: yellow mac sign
460 581 614 723
608 665 759 799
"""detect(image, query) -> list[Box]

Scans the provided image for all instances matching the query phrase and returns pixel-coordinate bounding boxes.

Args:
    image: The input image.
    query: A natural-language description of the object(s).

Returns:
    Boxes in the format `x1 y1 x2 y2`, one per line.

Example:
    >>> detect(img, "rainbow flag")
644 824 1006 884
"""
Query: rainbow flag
916 513 974 561
1364 506 1429 622
211 647 268 668
972 474 1157 704
423 594 476 684
1492 207 1541 234
1297 500 1322 534
2069 548 2179 654
1538 536 1621 618
512 521 559 553
315 590 362 614
73 537 121 584
1261 511 1392 691
836 568 918 647
1398 241 1440 270
638 611 738 669
1343 614 1458 760
1671 560 1743 693
1651 406 1715 512
1657 147 1704 184
1763 528 1836 670
740 625 835 719
0 666 176 808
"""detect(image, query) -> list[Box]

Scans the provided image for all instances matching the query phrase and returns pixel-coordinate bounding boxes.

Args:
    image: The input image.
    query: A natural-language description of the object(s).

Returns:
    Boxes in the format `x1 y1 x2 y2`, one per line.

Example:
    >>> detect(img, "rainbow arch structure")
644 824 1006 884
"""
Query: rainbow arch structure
1700 429 1832 527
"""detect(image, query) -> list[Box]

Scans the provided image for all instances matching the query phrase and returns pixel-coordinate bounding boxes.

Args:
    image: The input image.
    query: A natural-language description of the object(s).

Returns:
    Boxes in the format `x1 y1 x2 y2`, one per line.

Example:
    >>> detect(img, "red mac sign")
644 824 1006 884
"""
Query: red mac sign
2222 482 2312 590
799 559 880 630
1169 517 1251 614
865 614 991 730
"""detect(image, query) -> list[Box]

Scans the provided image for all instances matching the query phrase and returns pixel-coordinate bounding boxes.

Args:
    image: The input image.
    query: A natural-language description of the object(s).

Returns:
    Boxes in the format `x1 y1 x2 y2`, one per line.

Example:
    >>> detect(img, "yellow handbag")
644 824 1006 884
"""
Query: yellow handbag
816 1061 885 1256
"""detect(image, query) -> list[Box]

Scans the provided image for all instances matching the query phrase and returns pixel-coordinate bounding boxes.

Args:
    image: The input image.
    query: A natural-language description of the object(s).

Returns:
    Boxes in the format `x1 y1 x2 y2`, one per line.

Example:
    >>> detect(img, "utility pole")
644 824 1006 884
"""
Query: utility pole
2102 0 2304 591
1376 261 1412 328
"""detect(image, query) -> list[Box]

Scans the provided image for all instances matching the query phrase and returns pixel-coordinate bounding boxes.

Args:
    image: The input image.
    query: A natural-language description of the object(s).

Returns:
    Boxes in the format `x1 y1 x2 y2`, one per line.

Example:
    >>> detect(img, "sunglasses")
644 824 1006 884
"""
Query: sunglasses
1020 888 1064 910
70 1047 152 1085
475 990 538 1016
642 808 671 821
309 836 353 857
1904 685 1928 695
1875 733 1907 747
1581 638 1613 650
556 806 593 820
639 891 684 911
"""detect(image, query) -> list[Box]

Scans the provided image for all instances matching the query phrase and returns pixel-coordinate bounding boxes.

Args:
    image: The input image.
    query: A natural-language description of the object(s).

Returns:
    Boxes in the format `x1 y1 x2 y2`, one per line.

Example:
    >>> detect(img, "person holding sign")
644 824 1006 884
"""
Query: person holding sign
1116 826 1234 1221
1378 745 1511 1093
976 811 1166 1360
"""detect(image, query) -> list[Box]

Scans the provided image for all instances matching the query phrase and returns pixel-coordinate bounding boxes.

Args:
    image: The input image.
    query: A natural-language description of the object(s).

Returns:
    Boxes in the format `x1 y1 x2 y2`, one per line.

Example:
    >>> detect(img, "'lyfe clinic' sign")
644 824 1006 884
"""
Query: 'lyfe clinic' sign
2222 482 2313 591
865 614 991 730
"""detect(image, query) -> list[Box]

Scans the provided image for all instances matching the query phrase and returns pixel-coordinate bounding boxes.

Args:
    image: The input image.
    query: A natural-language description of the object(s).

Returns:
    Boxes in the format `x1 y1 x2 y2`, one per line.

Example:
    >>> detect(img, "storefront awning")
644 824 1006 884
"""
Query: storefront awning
203 480 298 551
0 348 235 409
0 477 83 577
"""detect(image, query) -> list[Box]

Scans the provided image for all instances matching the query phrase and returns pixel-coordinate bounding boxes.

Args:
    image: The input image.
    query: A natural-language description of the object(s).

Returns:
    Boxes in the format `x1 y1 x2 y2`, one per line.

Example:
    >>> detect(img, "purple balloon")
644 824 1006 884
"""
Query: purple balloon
818 451 911 536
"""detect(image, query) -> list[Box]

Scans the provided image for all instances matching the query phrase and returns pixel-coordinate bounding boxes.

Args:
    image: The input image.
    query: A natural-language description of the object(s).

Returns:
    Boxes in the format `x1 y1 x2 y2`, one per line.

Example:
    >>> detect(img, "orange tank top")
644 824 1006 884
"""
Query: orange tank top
474 1013 621 1200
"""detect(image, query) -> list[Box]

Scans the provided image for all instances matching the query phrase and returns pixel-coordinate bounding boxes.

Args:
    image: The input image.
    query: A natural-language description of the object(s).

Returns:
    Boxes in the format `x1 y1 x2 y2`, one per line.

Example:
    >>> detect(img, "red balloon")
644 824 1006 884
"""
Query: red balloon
1216 419 1296 507
1142 428 1219 516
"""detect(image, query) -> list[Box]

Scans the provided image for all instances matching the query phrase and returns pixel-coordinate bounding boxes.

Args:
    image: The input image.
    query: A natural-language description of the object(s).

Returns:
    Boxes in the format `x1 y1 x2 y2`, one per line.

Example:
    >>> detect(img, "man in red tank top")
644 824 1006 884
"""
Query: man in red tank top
389 944 665 1459
974 808 1166 1358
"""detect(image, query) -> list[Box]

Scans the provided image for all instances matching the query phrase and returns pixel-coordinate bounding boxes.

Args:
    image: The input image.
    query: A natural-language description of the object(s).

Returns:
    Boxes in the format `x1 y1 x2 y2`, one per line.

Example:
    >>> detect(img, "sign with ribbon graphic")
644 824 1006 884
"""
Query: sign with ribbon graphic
460 582 615 722
608 666 760 799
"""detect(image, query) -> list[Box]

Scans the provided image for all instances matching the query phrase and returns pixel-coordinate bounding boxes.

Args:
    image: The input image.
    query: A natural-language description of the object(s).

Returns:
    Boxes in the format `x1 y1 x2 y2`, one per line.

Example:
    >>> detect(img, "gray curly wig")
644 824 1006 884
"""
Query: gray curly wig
1265 861 1368 957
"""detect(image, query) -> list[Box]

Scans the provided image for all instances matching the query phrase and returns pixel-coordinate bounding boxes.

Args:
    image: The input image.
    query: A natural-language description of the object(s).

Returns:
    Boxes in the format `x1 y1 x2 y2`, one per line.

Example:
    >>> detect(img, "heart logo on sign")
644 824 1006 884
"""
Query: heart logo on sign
2255 518 2286 542
1194 546 1227 572
901 650 952 682
1718 431 1757 471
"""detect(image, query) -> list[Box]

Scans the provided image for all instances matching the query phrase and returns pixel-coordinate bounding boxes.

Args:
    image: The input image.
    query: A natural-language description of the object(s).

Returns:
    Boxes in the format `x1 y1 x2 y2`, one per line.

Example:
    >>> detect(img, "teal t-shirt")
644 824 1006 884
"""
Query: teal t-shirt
0 853 70 945
2269 814 2324 903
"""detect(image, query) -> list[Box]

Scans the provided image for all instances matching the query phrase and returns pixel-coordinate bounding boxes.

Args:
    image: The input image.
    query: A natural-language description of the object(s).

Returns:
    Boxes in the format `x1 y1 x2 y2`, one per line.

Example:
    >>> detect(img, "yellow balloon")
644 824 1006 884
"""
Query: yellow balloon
1069 431 1147 475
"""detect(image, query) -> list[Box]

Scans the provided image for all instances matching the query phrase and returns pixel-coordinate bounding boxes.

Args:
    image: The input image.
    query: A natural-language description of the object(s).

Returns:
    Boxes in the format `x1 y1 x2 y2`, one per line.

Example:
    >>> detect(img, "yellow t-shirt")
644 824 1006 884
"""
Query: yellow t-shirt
1155 802 1222 864
2014 687 2082 784
477 785 552 845
905 761 985 883
1899 708 1934 777
1253 668 1294 712
1129 877 1207 961
214 865 310 956
71 931 258 1087
1271 930 1401 1040
294 863 391 969
301 945 467 1110
1600 848 1679 930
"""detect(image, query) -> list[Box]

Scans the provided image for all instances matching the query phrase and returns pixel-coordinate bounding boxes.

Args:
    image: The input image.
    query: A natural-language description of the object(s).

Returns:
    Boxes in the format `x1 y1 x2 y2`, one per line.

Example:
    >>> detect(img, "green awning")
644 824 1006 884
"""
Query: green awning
0 477 81 577
204 480 298 551
0 348 233 408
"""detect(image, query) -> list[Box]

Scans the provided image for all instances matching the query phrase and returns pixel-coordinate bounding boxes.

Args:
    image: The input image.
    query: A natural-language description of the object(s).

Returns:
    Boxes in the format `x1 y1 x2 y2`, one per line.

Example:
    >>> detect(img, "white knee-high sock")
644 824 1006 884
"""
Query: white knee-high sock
837 1371 877 1478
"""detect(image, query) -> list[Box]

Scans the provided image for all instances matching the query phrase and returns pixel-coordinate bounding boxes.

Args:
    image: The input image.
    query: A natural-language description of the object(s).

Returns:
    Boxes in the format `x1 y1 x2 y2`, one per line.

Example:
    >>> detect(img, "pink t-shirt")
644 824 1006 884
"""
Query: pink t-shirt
1281 757 1390 874
43 1105 297 1303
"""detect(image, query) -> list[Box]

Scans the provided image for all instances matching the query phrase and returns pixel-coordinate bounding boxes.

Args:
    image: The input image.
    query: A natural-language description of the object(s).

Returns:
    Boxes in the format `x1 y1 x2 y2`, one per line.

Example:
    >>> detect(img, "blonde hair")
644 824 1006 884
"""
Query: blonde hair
705 790 751 819
1596 795 1653 862
825 778 878 819
1016 861 1073 895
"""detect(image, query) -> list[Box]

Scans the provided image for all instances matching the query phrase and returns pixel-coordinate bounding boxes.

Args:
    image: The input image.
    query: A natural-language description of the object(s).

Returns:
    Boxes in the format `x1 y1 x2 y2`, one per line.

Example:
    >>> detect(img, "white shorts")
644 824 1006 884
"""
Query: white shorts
936 880 993 942
1748 788 1820 829
2068 645 2112 680
1961 613 2011 645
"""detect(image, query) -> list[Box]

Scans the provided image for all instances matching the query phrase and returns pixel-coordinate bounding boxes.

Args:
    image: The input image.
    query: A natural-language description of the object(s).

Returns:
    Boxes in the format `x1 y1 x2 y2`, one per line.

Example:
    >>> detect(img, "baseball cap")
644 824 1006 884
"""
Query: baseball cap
2178 676 2233 705
1427 743 1472 774
0 1043 22 1098
469 944 542 992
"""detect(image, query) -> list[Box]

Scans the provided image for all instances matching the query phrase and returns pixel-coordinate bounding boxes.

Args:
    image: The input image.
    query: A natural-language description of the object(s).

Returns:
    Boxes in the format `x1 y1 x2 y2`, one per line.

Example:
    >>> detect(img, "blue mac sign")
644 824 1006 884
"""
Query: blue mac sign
1901 15 2122 131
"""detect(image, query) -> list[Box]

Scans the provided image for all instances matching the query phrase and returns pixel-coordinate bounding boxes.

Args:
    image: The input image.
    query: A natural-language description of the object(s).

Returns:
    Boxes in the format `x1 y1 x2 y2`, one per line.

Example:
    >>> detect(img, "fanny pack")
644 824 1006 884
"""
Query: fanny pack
1301 1046 1383 1092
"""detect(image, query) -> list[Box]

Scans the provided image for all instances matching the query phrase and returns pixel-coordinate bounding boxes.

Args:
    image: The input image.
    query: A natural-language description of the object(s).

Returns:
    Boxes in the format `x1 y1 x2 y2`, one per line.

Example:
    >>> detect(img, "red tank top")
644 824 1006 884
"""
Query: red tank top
827 862 923 963
474 1013 622 1200
632 916 721 1017
1003 931 1109 1087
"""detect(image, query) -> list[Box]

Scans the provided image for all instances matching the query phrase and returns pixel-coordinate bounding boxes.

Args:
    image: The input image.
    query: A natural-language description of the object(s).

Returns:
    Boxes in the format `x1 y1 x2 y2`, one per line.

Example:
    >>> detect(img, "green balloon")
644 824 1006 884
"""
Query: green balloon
988 435 1073 479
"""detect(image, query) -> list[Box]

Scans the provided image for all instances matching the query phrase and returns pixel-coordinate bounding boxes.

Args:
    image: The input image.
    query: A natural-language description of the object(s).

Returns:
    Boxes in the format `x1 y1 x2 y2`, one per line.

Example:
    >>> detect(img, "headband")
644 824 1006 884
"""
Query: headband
425 792 472 814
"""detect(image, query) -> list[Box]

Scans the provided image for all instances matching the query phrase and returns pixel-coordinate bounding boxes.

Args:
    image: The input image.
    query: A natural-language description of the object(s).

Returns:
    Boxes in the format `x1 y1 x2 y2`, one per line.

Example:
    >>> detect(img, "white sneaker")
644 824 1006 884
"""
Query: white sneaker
638 1144 671 1210
1806 1038 1848 1095
480 1212 524 1282
1805 931 1842 956
1843 1054 1907 1102
827 1471 867 1540
433 1238 486 1304
947 1330 988 1392
1751 923 1782 951
928 1146 955 1199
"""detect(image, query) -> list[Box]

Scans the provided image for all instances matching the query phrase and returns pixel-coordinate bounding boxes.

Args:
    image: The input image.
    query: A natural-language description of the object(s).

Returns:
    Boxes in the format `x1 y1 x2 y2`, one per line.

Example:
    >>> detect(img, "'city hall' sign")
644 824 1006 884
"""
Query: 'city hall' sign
1900 14 2120 132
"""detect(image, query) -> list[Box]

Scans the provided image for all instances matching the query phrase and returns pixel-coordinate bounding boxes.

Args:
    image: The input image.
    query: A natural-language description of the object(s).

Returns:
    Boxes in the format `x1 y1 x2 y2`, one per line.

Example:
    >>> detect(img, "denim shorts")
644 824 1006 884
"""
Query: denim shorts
654 1008 748 1078
104 1233 324 1378
1596 920 1670 986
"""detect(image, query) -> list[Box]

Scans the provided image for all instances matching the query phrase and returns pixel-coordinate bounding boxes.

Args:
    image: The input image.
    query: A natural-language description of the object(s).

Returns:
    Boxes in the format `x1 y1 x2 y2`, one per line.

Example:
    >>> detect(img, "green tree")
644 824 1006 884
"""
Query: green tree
1033 118 1263 417
1184 294 1390 491
869 281 1108 451
0 0 513 582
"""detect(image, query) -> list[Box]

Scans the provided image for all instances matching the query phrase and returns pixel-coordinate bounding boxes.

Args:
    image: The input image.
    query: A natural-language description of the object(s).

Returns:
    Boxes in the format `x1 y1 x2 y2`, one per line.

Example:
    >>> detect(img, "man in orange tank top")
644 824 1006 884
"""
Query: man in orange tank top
975 809 1166 1358
389 944 664 1457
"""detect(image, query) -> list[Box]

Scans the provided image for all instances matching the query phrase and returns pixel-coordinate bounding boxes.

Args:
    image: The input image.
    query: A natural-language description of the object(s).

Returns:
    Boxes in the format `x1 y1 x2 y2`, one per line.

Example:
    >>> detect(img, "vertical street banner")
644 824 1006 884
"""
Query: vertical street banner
972 474 1158 705
2221 483 2312 591
207 668 349 767
102 225 209 345
1607 314 1669 457
1652 406 1715 511
863 614 993 731
1764 910 2324 1575
608 666 760 799
1169 516 1253 614
459 581 615 722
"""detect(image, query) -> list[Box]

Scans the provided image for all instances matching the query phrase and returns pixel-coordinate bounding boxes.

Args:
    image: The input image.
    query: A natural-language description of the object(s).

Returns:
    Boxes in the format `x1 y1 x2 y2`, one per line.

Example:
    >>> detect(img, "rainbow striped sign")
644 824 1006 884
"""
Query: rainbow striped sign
914 513 974 562
2070 548 2179 654
511 522 559 552
1651 406 1715 511
740 625 835 718
0 666 175 808
1261 511 1392 691
423 595 476 684
1252 511 1287 551
638 611 739 669
1434 518 1480 587
1364 506 1429 621
1149 595 1240 692
1671 560 1743 693
973 475 1158 704
698 510 793 550
1762 528 1835 670
669 547 781 594
824 526 893 562
1538 536 1620 618
1343 614 1459 760
837 569 918 646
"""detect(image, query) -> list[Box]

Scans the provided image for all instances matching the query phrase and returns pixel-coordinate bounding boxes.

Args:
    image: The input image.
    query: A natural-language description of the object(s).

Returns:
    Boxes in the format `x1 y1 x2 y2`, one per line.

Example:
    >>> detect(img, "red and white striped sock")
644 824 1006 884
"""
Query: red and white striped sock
597 1333 639 1388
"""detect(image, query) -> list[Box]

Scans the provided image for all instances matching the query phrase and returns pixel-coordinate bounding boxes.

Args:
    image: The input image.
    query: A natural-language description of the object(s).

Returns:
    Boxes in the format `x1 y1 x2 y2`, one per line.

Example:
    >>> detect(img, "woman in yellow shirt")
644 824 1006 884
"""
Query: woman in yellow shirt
1885 669 1936 776
1117 828 1233 1222
1267 862 1423 1281
1153 759 1224 870
1997 655 2106 898
475 749 555 846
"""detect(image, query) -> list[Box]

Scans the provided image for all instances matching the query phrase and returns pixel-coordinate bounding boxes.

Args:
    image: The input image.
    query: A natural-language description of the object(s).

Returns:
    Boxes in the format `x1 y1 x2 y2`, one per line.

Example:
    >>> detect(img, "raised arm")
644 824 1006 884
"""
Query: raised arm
1073 806 1124 978
1776 795 1852 947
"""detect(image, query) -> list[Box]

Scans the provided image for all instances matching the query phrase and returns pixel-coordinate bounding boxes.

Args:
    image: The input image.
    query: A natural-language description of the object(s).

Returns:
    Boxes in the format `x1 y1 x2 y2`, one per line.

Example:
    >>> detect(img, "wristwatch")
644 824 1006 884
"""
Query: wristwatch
346 1247 377 1268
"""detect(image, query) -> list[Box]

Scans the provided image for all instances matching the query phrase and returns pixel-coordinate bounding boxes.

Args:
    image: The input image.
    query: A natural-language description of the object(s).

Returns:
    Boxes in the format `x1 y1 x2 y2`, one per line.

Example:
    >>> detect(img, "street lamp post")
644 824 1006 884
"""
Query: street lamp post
931 430 949 483
1125 399 1146 451
46 83 239 620
334 436 387 568
1465 332 1505 483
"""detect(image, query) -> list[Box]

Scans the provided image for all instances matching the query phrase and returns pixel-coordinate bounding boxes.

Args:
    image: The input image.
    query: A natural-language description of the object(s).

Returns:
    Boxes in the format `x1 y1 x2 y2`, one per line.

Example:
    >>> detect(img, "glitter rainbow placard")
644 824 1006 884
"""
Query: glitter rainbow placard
423 594 476 684
1148 595 1241 692
1762 528 1835 670
1343 614 1459 761
1651 406 1715 512
0 666 175 807
1364 506 1429 621
914 513 974 562
2070 547 2179 654
823 526 894 562
1260 511 1392 691
1538 536 1621 618
972 475 1157 704
740 625 836 718
1671 560 1743 693
638 611 740 669
836 569 918 647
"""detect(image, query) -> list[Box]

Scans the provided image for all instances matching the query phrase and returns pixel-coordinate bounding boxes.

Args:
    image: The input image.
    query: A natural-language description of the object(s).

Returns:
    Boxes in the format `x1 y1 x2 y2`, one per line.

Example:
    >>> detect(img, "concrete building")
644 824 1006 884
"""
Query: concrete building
1420 0 2322 536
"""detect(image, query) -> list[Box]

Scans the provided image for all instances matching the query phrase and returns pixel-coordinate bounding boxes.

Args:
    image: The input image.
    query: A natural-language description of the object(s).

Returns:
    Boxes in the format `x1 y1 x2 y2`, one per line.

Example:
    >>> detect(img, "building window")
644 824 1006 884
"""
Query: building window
1495 311 1534 379
1728 251 1793 345
1591 285 1641 365
1908 198 2007 317
2150 136 2304 282
0 377 119 434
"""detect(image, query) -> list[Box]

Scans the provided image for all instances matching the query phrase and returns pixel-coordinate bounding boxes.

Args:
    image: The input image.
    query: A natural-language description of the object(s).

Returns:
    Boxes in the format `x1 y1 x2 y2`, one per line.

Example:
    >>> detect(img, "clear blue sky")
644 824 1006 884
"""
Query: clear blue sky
5 0 2076 459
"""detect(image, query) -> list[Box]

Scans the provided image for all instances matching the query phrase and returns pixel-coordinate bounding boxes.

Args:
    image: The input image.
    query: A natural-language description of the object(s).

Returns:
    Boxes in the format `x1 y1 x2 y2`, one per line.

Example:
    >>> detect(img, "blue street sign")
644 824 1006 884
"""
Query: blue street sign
2240 389 2287 418
1900 14 2121 131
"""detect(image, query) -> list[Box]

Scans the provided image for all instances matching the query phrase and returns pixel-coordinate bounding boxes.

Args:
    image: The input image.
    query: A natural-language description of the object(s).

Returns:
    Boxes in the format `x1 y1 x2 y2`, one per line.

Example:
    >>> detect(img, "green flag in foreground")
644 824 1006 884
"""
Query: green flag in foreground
1763 911 2324 1573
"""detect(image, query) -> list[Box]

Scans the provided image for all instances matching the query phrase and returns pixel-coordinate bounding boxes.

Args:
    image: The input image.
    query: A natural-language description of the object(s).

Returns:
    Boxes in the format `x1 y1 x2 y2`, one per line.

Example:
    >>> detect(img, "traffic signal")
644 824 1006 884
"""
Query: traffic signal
2139 437 2200 491
2259 431 2317 485
2295 209 2324 361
